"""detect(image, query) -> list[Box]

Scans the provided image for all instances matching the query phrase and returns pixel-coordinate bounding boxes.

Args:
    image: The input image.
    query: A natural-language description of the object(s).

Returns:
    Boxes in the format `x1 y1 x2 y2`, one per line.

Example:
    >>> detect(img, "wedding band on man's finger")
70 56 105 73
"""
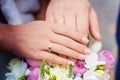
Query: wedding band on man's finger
48 43 53 53
48 42 59 56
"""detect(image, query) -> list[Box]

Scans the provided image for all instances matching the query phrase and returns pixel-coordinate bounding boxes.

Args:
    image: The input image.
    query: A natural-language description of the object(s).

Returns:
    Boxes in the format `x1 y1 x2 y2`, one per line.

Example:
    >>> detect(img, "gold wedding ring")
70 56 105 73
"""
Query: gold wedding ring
48 43 52 53
55 18 64 23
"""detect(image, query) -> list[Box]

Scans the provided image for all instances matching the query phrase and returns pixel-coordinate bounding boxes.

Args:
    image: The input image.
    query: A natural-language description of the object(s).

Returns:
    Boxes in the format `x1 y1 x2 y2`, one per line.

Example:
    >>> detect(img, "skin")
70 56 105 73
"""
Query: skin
35 0 102 65
46 0 101 40
0 0 102 67
0 21 90 66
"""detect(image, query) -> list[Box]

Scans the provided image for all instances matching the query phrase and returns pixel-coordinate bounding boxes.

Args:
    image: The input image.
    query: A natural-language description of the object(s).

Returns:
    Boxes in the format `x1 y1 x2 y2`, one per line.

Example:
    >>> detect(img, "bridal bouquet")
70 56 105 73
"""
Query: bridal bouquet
5 41 115 80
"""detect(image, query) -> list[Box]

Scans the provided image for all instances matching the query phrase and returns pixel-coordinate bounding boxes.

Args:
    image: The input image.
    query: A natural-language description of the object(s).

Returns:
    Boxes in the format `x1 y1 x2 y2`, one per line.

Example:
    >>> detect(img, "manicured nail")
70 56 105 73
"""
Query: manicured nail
96 32 101 40
79 54 86 60
68 61 74 65
82 37 89 43
84 48 91 54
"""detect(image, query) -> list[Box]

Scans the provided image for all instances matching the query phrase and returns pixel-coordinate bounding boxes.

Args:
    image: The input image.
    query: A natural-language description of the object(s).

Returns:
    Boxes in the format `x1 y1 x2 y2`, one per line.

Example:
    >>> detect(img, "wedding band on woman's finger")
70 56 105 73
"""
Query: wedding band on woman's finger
48 43 53 53
56 19 64 23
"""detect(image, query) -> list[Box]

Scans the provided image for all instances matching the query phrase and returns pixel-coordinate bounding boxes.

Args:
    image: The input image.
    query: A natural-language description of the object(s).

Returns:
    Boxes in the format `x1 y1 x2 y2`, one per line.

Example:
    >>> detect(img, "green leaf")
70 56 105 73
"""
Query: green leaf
96 64 106 70
49 75 57 80
45 67 50 75
68 64 73 78
18 76 26 80
52 75 57 80
95 70 105 76
87 34 92 47
40 59 46 79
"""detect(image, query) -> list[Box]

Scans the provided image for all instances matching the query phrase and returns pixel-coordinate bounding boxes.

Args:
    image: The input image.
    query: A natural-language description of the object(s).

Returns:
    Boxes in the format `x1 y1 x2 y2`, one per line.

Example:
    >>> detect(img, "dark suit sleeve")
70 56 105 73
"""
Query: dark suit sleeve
0 8 7 23
115 7 120 80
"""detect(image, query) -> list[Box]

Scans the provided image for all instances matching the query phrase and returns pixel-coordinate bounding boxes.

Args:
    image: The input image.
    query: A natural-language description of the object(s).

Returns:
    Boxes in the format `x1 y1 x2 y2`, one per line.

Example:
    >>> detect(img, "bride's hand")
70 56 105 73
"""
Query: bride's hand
46 0 101 40
8 21 91 66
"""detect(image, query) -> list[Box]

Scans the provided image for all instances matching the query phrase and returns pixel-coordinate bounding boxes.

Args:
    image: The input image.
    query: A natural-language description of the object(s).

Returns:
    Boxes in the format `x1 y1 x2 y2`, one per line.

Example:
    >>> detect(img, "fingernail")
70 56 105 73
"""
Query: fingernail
82 37 89 43
68 61 74 65
84 48 91 54
96 32 101 40
79 54 86 60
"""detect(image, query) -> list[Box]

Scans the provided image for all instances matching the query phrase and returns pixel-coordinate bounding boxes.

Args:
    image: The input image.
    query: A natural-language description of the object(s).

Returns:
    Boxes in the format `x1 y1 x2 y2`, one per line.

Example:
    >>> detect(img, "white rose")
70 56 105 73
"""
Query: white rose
5 59 27 80
90 41 102 53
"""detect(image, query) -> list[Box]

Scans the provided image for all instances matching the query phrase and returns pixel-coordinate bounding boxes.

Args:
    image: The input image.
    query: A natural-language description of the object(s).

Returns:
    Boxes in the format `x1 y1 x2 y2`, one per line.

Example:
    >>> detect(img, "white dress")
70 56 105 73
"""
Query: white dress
0 0 40 25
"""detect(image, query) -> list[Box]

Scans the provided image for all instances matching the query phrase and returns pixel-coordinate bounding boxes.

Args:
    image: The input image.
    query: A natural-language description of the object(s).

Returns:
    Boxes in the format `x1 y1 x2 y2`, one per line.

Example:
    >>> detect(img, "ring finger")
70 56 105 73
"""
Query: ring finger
47 42 87 60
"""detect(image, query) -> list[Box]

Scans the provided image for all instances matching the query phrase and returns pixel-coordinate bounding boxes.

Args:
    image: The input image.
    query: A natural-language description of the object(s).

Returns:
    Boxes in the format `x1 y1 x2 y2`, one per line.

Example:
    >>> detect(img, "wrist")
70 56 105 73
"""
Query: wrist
0 24 15 51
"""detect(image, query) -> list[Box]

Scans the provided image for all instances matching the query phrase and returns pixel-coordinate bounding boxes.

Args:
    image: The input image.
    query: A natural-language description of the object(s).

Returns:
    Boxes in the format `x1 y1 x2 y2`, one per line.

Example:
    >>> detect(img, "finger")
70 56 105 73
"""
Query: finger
59 54 77 63
51 34 91 54
89 8 101 40
68 57 77 63
46 10 54 22
51 26 89 44
36 38 86 60
76 7 90 37
59 54 67 58
37 51 74 66
49 42 87 60
64 12 76 31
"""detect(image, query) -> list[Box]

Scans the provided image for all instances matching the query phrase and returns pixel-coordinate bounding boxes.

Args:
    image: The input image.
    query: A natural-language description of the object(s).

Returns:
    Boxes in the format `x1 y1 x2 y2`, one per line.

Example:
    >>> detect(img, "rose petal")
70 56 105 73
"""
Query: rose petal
73 61 86 75
90 41 102 53
27 67 40 80
98 50 115 70
26 58 41 67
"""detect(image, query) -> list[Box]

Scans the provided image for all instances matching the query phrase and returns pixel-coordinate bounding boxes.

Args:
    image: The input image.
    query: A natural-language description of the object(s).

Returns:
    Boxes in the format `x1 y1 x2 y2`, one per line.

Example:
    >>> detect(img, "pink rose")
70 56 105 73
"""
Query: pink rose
73 61 86 76
27 67 40 80
26 58 41 67
98 50 115 70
